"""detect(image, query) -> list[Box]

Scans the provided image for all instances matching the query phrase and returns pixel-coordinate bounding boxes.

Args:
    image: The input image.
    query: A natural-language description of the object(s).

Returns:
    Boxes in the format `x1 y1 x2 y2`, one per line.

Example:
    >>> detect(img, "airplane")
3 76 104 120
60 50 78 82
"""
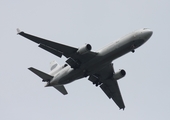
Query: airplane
17 28 153 110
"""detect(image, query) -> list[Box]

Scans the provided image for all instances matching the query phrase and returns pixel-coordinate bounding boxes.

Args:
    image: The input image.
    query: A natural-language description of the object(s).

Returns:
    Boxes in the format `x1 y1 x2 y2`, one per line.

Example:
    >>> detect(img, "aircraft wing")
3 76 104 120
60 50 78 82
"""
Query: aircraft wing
17 30 77 58
100 79 125 109
17 29 97 63
89 63 125 109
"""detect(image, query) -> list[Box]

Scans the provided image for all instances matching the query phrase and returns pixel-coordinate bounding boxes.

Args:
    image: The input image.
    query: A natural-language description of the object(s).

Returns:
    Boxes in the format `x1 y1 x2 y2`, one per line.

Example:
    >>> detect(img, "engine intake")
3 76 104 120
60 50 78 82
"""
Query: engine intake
77 44 92 54
113 69 126 80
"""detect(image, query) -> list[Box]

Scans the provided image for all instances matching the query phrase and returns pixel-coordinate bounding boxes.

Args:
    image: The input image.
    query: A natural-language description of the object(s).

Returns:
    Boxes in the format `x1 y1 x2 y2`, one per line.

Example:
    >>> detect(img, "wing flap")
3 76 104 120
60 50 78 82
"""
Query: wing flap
39 44 63 57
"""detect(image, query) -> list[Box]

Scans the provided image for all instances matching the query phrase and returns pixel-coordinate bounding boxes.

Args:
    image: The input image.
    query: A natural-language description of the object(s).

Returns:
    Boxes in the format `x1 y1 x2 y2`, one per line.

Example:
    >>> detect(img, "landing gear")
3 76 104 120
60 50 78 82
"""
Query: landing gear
131 45 135 53
83 70 88 77
131 49 135 53
88 75 102 87
93 80 102 87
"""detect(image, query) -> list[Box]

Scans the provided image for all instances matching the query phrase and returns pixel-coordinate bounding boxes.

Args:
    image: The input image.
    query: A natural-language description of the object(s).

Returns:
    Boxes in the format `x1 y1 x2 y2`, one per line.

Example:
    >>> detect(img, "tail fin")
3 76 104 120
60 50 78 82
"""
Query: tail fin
28 67 53 82
53 85 68 95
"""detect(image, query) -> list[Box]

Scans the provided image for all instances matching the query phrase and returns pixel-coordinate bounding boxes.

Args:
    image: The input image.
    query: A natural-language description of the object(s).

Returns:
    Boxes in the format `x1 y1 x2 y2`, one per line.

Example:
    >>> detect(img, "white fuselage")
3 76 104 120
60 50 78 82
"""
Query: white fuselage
48 28 152 86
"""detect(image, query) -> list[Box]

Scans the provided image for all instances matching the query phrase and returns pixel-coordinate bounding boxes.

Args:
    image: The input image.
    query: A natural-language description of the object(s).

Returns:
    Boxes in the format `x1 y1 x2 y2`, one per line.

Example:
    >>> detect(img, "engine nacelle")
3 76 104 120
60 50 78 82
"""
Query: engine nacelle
50 60 58 70
113 69 126 80
77 44 92 54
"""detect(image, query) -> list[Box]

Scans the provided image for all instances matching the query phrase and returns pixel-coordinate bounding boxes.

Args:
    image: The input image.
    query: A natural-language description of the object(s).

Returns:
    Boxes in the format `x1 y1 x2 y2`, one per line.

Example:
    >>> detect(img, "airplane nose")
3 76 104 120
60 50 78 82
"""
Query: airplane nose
143 29 153 40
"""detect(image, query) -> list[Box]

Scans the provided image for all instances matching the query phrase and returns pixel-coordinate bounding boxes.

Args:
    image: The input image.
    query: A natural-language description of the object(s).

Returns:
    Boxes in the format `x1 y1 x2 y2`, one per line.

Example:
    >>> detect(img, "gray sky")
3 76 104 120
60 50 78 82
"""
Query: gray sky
1 0 170 120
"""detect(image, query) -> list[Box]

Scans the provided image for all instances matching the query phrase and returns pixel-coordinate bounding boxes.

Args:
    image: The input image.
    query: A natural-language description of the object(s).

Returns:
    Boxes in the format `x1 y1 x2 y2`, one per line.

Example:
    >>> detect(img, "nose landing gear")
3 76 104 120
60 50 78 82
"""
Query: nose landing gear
131 45 135 53
131 49 135 53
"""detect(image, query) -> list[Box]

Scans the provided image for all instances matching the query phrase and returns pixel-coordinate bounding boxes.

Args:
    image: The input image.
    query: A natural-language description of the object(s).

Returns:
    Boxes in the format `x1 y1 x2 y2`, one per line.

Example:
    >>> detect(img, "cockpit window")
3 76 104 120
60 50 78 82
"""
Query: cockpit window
143 28 148 30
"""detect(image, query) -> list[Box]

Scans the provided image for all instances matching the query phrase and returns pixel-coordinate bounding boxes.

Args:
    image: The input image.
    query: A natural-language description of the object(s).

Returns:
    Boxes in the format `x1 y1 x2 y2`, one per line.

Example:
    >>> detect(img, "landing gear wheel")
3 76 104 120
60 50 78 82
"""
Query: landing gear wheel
93 81 102 87
131 45 135 53
131 49 135 53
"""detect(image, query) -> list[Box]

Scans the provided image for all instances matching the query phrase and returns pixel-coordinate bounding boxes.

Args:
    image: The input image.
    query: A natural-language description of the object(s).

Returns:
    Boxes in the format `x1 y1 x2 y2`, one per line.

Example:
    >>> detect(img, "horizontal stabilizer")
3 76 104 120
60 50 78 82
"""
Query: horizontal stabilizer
28 67 53 82
53 85 68 95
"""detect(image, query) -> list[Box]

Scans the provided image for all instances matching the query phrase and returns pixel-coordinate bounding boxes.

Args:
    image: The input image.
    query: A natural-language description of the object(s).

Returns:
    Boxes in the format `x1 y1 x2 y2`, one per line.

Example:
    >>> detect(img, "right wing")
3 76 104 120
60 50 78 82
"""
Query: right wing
100 79 125 110
88 63 125 110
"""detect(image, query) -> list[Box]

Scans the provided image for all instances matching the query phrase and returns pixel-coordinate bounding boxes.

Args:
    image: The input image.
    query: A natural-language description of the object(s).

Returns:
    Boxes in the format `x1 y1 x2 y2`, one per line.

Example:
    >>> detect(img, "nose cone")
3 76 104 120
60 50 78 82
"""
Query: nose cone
143 29 153 40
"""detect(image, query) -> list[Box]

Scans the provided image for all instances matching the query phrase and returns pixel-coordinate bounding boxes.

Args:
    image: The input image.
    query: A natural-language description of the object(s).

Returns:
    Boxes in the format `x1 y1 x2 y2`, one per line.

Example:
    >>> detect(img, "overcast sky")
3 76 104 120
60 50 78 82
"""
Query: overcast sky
1 0 170 120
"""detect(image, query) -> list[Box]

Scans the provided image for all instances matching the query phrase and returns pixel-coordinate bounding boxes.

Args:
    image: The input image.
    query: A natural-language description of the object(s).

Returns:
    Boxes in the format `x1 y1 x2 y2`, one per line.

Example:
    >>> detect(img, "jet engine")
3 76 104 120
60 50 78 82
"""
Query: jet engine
113 69 126 80
50 60 58 70
77 44 92 54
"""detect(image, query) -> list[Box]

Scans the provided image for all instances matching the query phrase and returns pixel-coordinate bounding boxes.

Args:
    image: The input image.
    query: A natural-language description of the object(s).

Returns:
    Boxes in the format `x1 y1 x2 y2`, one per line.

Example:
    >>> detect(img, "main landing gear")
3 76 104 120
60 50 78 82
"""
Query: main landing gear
88 75 102 87
93 80 102 87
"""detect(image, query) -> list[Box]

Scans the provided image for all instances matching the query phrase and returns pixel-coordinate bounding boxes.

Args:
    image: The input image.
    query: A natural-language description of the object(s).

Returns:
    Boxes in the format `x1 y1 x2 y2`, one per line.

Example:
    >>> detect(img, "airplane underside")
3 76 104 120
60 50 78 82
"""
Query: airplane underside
17 28 153 110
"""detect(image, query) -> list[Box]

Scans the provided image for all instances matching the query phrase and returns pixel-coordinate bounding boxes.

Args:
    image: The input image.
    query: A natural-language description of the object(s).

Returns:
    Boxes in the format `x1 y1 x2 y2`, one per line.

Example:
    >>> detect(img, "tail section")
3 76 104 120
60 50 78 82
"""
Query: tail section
28 67 68 95
28 67 53 82
53 85 68 95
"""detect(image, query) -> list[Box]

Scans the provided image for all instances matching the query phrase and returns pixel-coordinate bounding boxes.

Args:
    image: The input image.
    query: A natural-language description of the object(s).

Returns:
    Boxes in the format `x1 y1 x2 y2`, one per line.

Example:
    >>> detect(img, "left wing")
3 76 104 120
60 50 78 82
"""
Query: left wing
88 63 125 110
17 29 97 66
17 29 77 58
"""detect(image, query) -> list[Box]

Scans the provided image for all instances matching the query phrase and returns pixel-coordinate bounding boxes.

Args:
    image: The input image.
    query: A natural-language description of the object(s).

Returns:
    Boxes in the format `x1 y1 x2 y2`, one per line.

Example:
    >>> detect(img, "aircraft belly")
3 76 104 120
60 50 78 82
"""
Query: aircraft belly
82 39 140 76
48 35 147 86
99 38 145 61
83 44 131 74
49 38 145 86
